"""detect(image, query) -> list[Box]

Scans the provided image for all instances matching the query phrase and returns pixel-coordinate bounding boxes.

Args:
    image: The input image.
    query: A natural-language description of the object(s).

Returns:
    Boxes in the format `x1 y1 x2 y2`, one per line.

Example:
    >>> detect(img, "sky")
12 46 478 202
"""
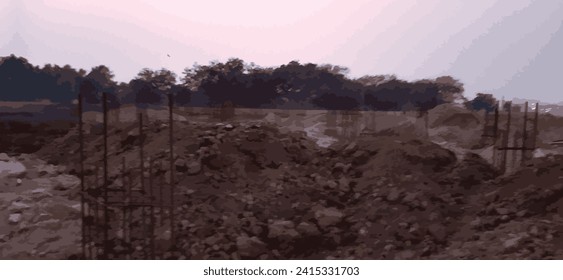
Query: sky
1 0 563 103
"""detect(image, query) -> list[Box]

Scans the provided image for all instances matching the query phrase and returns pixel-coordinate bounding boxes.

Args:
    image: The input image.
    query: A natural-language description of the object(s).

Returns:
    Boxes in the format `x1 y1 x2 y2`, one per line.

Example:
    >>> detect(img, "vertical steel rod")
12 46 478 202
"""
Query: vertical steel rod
127 166 133 259
168 94 176 245
94 165 99 258
424 111 429 139
501 103 512 173
102 92 109 258
492 104 499 166
139 113 147 256
140 113 145 194
149 158 155 259
521 102 528 166
512 136 518 172
121 157 129 259
532 103 539 149
78 93 86 258
160 169 165 226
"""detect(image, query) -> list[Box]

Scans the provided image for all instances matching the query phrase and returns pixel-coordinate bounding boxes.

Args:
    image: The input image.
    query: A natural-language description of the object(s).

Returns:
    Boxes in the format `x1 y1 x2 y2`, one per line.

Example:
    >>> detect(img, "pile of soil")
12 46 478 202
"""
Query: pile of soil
434 155 563 259
9 117 561 259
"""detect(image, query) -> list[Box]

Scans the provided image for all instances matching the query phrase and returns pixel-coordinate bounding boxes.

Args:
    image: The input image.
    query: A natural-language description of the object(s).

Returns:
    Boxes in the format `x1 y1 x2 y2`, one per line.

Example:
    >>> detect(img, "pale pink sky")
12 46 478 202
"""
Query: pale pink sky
1 0 563 102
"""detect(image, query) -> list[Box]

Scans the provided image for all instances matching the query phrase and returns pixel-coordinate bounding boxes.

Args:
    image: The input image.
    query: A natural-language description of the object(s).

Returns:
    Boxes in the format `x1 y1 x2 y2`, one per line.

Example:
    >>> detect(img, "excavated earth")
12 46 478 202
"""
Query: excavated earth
1 117 562 259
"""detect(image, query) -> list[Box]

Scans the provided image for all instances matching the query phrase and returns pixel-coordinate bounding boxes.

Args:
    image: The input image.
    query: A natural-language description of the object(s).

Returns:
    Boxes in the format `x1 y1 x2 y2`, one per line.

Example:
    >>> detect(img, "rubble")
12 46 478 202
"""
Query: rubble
3 117 556 260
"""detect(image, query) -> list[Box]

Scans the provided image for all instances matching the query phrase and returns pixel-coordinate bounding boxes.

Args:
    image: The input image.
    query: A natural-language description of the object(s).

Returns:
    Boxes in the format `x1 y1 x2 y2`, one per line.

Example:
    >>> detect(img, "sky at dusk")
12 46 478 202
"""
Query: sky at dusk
1 0 563 103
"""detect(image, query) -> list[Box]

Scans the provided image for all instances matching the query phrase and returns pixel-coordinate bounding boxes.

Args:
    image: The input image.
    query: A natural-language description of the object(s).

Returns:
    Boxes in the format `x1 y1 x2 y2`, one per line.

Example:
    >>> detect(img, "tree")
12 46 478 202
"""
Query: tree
466 93 497 112
271 61 362 109
80 65 119 108
132 68 177 106
185 58 281 108
434 76 465 104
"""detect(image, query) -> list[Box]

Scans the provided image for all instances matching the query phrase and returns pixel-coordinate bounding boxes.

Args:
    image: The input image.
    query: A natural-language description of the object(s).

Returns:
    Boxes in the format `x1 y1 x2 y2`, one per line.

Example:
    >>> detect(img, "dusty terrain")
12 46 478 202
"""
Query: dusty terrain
1 104 563 259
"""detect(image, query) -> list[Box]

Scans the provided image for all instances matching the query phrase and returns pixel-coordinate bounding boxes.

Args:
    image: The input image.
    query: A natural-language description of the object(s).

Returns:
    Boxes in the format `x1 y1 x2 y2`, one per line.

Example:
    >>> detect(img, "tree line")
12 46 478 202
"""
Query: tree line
0 54 478 112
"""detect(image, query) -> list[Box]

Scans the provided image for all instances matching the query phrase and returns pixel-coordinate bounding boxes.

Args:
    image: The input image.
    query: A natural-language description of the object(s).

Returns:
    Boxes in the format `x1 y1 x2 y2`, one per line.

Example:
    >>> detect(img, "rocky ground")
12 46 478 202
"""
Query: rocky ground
0 115 553 259
0 153 81 259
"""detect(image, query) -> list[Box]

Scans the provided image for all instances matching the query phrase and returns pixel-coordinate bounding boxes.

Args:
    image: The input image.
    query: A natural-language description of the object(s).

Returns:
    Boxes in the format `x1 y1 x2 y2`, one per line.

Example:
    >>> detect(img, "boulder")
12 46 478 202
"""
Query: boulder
268 220 299 240
427 224 447 243
386 188 401 202
8 201 31 212
53 174 79 191
314 207 344 228
175 158 188 173
338 177 350 192
343 142 358 154
8 213 22 224
296 222 321 236
0 160 26 178
236 236 267 258
0 153 11 162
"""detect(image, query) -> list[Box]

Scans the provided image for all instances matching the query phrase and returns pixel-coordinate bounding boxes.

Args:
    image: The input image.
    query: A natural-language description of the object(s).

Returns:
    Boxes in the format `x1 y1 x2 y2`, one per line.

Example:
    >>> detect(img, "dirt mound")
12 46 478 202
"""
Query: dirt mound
429 104 481 129
437 155 563 259
25 118 563 259
452 153 500 189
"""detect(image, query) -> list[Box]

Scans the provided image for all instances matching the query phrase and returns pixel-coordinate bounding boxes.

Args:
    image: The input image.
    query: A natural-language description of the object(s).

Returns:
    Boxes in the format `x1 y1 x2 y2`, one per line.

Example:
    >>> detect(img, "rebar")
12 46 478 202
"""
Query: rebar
102 92 109 258
78 93 86 258
168 93 176 245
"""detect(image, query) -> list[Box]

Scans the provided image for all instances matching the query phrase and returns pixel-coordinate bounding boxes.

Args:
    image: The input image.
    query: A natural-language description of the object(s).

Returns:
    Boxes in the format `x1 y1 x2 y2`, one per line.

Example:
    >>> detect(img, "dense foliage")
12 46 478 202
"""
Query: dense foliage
0 54 466 112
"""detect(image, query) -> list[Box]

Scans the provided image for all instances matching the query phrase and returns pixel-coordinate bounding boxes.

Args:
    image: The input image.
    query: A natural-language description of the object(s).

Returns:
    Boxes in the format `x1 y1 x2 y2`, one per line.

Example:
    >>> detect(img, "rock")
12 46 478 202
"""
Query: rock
343 142 358 154
333 163 350 173
236 236 267 258
0 153 10 161
225 124 235 131
180 220 190 230
314 207 344 228
427 224 447 243
187 159 202 175
315 176 328 187
516 210 527 217
175 158 188 173
326 180 338 189
469 217 481 228
53 174 79 191
8 213 22 224
200 136 216 147
203 154 224 170
296 222 321 236
37 164 59 176
46 204 80 220
338 177 350 192
495 208 510 215
8 201 31 212
34 219 63 230
351 150 370 165
268 220 300 240
503 235 524 249
0 160 26 178
386 188 401 202
29 188 53 199
528 225 540 236
395 250 415 259
16 178 22 186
